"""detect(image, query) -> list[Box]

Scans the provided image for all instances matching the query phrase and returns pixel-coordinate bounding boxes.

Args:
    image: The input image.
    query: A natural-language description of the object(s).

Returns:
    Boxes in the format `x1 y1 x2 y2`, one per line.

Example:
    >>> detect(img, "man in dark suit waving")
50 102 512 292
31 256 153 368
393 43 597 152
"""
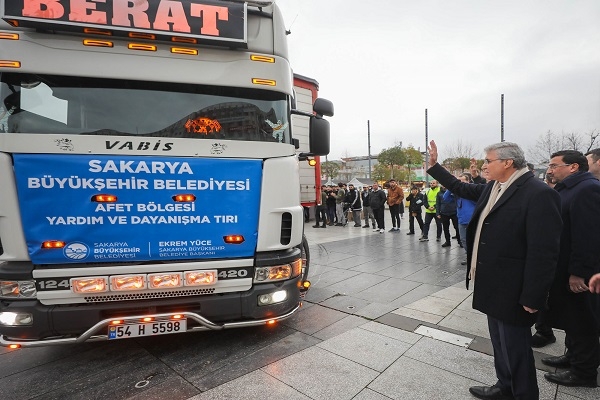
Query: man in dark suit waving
427 140 562 400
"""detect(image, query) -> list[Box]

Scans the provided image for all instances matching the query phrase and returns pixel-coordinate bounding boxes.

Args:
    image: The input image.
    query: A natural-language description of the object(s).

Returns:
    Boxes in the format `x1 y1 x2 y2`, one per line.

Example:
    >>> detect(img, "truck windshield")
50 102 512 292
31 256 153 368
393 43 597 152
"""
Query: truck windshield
0 73 290 143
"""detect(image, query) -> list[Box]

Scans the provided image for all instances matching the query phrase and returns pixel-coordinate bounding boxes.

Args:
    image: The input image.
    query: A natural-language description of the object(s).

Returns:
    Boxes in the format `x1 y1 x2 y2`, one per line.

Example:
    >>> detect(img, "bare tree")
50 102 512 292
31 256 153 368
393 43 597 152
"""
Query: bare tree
563 131 584 152
444 139 477 159
584 129 599 152
528 131 563 164
528 129 600 163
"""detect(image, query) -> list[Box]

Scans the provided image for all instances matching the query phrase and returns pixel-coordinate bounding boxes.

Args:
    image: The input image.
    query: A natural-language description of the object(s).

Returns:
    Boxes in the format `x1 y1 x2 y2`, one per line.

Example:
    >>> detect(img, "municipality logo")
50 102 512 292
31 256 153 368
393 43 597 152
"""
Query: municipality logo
64 242 90 260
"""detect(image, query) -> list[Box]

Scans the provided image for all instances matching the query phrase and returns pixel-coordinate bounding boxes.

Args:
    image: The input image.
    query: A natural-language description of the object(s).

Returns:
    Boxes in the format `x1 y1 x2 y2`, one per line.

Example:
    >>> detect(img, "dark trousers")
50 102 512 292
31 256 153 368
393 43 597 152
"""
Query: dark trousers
440 214 460 243
326 204 336 224
563 306 600 379
423 212 441 239
389 204 401 228
533 309 554 337
409 211 424 233
562 333 600 380
488 316 539 400
315 205 327 226
373 207 384 230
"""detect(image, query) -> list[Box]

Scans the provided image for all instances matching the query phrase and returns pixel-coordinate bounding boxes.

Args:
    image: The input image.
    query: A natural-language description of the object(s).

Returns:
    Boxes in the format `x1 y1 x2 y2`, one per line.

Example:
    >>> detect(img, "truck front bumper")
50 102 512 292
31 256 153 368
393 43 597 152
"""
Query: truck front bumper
0 277 303 348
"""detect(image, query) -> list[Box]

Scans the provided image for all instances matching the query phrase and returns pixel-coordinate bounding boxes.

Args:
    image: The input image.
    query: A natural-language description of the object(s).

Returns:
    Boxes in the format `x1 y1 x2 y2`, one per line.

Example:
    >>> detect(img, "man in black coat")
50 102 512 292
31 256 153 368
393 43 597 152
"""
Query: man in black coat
427 140 562 400
542 150 600 388
369 182 387 233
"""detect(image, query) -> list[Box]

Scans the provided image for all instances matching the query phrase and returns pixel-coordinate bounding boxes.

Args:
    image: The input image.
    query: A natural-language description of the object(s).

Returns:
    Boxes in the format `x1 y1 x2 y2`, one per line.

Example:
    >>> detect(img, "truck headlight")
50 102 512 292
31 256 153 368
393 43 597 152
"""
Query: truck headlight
0 281 37 299
254 259 302 283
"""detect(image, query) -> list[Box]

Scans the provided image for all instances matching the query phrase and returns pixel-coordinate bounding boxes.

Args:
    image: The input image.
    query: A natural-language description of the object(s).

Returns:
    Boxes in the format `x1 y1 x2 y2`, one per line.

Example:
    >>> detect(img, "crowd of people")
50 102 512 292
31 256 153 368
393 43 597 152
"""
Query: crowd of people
312 178 468 251
310 143 600 399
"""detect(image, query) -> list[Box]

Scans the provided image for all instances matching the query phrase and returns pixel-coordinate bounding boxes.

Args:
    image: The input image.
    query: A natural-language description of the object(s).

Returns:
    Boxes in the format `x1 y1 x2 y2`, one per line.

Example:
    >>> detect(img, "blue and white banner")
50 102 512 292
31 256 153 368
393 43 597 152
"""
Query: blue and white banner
13 154 263 264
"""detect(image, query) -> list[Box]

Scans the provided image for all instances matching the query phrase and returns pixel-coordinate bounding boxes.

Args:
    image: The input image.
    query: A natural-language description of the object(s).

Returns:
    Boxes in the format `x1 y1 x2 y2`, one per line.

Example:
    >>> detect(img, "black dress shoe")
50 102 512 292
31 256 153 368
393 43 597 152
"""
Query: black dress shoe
541 354 570 368
312 224 320 228
441 242 451 247
531 332 556 348
544 370 597 387
468 386 513 399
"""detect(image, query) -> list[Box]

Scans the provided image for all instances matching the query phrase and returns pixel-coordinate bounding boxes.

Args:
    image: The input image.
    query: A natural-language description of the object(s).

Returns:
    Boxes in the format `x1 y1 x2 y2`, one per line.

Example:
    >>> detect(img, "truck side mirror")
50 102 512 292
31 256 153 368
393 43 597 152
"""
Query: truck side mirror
313 98 334 117
309 117 330 156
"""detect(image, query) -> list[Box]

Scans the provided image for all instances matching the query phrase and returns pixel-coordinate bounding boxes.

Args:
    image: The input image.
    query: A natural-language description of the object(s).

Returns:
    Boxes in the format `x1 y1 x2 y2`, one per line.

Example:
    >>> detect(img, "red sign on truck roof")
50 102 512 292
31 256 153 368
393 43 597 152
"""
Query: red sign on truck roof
2 0 247 45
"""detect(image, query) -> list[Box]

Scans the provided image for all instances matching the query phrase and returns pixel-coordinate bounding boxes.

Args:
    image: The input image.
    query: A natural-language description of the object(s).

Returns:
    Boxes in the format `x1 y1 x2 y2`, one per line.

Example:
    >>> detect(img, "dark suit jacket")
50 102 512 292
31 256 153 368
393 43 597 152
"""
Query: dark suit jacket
548 171 600 331
428 164 562 326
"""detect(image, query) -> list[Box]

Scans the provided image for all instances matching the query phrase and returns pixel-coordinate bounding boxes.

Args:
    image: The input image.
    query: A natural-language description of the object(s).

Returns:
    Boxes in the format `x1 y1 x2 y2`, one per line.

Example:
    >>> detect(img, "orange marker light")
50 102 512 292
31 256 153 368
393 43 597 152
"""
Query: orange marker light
128 43 157 51
142 317 153 322
224 235 245 244
0 61 21 68
250 55 275 63
172 36 197 44
173 194 196 202
129 32 155 40
171 47 198 56
41 240 66 249
172 314 184 320
0 33 19 40
111 320 123 325
91 194 117 202
267 320 276 325
9 344 20 349
83 28 112 36
308 158 317 167
83 39 114 48
252 78 276 86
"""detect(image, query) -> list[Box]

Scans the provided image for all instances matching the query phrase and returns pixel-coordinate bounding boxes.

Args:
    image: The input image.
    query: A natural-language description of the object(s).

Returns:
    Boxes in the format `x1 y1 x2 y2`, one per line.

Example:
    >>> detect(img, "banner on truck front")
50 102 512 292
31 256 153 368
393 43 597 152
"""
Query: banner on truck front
13 154 262 264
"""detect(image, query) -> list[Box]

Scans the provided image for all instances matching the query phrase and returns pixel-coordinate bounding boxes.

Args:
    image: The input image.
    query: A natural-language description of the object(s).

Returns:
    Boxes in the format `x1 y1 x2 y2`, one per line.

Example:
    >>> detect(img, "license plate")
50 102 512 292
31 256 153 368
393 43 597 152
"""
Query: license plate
108 319 187 340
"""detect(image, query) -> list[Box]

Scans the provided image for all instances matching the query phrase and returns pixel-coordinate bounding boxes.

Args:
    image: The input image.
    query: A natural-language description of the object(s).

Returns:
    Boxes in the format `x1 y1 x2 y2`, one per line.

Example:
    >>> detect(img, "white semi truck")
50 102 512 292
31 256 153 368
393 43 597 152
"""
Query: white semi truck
0 0 332 347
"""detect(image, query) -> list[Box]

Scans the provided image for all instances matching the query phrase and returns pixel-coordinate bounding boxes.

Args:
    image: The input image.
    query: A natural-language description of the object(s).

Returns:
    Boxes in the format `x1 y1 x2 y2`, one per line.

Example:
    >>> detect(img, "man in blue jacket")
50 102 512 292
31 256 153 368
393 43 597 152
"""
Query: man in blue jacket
443 173 476 263
427 140 562 400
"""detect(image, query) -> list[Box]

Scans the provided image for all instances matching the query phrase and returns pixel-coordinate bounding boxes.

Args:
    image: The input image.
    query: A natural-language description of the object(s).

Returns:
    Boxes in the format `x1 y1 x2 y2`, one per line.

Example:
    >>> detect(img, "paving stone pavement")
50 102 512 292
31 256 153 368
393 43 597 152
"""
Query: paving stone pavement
1 213 598 399
189 214 599 400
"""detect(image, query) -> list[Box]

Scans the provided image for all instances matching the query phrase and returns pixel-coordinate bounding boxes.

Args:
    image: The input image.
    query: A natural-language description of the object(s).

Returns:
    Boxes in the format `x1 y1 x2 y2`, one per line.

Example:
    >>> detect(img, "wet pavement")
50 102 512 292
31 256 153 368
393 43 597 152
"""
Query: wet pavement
1 213 598 399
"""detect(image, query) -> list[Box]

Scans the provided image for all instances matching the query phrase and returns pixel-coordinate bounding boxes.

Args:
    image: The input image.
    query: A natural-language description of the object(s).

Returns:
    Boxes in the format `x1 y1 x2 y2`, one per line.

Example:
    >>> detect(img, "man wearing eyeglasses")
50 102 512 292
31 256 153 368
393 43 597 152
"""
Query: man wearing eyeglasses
541 150 600 388
426 140 562 400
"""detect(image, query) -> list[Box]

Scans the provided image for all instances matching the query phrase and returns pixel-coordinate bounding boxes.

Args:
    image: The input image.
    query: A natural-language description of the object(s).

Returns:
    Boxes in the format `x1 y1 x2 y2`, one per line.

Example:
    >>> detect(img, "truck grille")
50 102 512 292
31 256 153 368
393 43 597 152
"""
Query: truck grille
84 288 215 303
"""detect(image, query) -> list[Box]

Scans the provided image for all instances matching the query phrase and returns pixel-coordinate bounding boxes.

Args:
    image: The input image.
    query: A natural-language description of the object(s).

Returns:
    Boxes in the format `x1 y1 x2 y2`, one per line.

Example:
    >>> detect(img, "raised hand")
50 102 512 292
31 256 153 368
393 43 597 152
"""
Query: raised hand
428 140 438 166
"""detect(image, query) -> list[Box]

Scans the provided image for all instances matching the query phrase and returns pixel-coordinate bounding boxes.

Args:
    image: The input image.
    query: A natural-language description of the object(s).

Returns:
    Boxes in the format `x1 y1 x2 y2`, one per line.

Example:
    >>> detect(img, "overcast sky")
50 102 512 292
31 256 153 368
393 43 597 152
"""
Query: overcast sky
274 0 600 161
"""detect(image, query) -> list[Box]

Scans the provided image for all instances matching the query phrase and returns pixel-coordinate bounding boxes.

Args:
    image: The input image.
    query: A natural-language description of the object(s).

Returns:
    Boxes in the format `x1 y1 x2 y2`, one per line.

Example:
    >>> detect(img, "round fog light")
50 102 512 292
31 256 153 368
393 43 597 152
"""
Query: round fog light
258 294 271 305
0 312 33 326
271 290 287 303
